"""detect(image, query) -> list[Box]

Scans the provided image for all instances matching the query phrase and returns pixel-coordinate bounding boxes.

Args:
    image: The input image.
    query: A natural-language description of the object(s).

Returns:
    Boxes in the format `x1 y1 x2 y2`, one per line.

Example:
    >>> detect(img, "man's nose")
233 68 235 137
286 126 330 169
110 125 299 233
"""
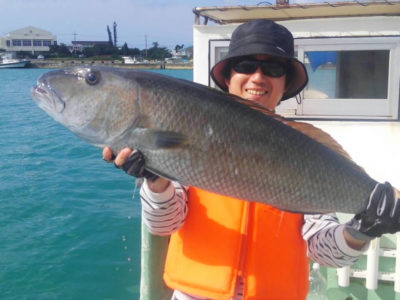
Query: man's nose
250 67 267 81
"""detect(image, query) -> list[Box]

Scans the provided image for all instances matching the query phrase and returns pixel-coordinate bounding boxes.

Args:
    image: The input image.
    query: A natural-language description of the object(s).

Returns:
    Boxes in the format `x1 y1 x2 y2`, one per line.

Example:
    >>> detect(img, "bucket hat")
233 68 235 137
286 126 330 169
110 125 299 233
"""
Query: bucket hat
211 19 308 101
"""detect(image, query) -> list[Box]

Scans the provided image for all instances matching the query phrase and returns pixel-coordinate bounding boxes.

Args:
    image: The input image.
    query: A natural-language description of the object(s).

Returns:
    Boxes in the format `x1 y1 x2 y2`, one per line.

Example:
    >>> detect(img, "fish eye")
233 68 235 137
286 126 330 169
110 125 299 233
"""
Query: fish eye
85 71 100 85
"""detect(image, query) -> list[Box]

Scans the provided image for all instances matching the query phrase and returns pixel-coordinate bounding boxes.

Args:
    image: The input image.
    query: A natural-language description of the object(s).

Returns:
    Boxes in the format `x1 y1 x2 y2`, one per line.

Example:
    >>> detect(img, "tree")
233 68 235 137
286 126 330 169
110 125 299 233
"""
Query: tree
113 22 117 47
119 42 141 57
48 43 72 57
107 26 113 45
82 44 118 57
146 42 171 60
174 44 184 53
121 43 129 56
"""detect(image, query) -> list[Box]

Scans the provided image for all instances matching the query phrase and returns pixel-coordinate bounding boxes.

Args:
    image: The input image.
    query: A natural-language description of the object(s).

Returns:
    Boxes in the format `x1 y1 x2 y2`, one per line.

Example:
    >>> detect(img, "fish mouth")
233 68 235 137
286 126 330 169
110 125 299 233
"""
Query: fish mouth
31 75 65 114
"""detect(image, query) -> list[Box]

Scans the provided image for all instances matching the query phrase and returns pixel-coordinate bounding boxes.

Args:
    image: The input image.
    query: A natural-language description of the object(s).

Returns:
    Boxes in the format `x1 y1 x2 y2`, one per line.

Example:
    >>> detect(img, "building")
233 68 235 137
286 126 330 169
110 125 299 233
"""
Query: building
181 46 193 59
0 26 57 53
171 46 193 59
69 40 111 53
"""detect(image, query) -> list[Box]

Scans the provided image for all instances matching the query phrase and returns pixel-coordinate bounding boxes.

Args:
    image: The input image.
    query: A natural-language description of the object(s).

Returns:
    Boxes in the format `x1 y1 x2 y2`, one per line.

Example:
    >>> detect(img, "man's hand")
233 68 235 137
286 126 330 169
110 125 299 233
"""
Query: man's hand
346 182 400 241
103 147 170 193
103 147 159 181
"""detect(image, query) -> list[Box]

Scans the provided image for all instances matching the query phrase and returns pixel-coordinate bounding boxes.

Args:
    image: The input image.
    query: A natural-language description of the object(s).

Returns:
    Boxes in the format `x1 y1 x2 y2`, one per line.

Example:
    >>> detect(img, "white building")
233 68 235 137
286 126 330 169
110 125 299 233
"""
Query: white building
0 26 57 53
68 40 110 53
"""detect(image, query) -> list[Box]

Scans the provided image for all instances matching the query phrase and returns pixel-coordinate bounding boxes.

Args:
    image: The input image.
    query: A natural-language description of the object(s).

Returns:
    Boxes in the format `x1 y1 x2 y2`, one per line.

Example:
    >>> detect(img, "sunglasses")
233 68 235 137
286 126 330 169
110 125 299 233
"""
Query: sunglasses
232 59 287 78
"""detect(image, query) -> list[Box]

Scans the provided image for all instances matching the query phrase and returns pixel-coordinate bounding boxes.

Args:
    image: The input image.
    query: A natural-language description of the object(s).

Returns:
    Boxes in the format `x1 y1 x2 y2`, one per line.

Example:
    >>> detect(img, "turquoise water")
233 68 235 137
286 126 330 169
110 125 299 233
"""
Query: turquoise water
0 68 192 299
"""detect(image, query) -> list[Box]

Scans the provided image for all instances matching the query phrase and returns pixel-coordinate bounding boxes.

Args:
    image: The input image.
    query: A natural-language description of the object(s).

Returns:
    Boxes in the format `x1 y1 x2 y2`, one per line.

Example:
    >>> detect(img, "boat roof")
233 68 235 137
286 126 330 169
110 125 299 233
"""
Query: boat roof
193 0 400 24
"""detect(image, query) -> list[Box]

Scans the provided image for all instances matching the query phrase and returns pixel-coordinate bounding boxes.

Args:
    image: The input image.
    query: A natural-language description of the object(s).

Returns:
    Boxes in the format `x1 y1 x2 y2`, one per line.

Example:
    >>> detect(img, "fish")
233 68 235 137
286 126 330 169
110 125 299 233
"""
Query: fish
31 66 379 214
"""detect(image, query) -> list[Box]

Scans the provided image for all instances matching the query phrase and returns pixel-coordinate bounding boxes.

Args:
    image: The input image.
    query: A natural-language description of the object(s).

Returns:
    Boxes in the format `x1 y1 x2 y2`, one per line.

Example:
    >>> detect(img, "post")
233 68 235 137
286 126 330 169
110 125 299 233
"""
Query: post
366 238 380 290
337 266 350 287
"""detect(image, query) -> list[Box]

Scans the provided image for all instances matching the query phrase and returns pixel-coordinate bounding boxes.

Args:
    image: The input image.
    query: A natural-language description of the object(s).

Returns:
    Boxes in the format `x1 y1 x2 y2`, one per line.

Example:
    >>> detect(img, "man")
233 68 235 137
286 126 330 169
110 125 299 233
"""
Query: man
103 20 400 300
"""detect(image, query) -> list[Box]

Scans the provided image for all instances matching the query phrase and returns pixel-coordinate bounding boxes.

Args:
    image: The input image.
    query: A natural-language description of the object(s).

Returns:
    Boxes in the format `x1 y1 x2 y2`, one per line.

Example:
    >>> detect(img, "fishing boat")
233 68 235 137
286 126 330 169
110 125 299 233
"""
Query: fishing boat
140 1 400 300
0 53 30 68
122 56 137 64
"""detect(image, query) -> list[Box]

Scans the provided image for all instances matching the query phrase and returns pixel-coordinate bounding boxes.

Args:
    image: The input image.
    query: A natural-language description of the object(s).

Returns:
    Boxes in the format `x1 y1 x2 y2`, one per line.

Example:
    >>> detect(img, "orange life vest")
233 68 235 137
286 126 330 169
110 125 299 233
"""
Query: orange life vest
164 187 309 300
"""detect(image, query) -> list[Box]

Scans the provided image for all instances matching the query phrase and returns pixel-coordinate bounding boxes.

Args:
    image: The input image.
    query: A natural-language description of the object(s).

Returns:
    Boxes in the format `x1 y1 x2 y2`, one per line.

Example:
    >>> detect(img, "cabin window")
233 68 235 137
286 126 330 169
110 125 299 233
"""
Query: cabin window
292 37 399 120
33 40 42 46
6 40 10 47
208 40 230 87
42 40 51 46
22 40 32 47
304 50 389 100
12 40 21 46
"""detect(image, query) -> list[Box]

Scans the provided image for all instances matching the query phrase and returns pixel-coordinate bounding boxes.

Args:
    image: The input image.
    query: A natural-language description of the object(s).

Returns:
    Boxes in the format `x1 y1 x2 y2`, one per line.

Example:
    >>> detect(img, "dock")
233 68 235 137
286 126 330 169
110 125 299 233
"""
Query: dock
27 59 192 70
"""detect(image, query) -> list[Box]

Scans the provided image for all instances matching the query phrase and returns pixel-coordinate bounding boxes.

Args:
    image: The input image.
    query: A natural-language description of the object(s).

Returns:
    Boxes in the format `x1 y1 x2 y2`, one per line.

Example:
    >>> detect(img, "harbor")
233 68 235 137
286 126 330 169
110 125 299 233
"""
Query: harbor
25 58 192 69
0 26 193 70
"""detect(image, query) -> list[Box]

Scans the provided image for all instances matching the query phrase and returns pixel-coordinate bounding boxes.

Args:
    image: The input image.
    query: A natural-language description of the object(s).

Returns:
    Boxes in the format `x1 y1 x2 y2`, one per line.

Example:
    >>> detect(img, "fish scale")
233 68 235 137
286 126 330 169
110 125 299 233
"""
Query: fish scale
31 66 378 214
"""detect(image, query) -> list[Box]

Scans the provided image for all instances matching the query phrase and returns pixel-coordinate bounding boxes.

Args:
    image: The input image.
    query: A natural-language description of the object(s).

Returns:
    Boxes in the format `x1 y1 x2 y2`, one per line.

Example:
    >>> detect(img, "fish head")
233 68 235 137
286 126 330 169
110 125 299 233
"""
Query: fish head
31 66 141 147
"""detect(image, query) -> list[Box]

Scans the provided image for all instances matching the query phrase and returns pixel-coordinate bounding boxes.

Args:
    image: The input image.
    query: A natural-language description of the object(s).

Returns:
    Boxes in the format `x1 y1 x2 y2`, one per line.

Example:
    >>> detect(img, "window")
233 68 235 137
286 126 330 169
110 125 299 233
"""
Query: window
42 40 51 46
294 37 399 119
209 40 230 88
12 40 21 46
33 40 42 46
304 50 389 99
22 40 32 46
6 40 10 47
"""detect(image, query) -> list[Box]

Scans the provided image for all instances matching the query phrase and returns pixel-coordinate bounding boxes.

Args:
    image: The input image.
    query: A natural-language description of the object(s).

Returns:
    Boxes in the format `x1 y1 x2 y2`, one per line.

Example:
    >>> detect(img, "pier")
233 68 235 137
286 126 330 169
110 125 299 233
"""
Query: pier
27 59 192 69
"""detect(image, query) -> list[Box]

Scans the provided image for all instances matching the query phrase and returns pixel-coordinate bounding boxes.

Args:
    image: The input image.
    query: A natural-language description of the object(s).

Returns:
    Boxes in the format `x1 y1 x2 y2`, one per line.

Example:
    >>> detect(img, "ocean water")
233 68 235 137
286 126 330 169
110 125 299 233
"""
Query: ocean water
0 68 193 299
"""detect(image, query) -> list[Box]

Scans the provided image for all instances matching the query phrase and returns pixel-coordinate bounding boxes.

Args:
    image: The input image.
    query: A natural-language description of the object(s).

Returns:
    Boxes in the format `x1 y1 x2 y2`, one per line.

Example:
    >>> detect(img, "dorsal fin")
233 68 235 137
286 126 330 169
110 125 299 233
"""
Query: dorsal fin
282 120 353 161
234 96 362 167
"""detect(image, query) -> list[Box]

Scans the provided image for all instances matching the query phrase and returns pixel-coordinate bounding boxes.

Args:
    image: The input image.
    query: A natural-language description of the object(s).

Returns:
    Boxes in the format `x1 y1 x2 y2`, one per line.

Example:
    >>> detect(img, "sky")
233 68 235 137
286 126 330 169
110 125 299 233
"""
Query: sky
0 0 332 50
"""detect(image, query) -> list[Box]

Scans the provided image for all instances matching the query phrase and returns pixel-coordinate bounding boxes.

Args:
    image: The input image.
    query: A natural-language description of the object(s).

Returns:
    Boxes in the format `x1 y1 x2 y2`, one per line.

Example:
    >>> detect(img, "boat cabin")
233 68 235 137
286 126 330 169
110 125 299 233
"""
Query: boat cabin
192 1 400 298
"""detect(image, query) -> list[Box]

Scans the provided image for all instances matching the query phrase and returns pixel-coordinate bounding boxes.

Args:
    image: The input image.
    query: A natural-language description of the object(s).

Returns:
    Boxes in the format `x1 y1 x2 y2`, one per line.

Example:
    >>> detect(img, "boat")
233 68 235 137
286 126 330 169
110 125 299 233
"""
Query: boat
122 56 137 64
0 53 30 68
140 1 400 299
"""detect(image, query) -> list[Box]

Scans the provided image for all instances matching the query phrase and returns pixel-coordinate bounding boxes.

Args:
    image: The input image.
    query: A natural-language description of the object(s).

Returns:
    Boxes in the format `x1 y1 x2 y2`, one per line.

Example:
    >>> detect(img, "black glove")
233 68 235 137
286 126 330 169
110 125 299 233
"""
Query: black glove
116 149 159 182
346 182 400 241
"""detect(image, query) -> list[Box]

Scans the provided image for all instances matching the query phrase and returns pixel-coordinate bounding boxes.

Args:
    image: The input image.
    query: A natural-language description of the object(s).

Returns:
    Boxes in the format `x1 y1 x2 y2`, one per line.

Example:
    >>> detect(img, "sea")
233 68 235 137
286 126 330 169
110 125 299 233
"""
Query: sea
0 68 193 300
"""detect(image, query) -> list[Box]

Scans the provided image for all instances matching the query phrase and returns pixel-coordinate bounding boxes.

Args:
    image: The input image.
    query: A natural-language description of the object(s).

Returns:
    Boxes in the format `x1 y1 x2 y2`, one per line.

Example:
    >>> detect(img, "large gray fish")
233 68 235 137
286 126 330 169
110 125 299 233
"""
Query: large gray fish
31 66 378 214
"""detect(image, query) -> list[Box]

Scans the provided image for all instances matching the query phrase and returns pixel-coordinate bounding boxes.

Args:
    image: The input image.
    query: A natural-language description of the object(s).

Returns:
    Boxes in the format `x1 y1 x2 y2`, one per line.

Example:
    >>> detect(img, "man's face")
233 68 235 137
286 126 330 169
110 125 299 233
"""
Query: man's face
224 55 287 111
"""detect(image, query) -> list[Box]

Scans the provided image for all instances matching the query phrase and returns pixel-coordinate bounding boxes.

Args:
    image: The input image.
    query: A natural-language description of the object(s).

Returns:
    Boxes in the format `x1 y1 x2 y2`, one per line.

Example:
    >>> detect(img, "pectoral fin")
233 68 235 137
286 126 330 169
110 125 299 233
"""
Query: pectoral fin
132 128 188 150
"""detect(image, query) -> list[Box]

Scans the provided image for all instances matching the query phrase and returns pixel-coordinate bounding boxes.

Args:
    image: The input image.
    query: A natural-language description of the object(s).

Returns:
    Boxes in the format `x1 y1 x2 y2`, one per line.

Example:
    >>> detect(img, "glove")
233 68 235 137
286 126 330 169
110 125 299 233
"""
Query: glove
346 182 400 241
116 149 159 182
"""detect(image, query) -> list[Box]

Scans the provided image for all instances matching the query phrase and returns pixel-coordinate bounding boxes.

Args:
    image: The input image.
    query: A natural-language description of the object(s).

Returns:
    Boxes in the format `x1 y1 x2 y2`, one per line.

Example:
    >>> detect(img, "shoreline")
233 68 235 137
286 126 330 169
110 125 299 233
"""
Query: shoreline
27 59 193 70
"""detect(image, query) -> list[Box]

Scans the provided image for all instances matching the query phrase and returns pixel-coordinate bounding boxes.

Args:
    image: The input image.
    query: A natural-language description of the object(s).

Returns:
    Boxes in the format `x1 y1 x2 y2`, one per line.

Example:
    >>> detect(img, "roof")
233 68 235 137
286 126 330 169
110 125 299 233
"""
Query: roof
71 41 110 45
193 0 400 24
5 26 55 38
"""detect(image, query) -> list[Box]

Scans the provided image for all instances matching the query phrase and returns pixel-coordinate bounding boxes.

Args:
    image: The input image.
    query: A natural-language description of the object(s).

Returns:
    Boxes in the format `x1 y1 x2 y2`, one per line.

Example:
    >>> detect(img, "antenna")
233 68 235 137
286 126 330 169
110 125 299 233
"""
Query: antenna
145 34 147 57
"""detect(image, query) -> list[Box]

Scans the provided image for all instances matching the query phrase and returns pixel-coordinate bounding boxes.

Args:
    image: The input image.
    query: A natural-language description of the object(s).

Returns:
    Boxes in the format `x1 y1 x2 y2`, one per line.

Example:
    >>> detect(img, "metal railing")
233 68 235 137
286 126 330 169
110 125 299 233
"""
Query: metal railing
337 233 400 292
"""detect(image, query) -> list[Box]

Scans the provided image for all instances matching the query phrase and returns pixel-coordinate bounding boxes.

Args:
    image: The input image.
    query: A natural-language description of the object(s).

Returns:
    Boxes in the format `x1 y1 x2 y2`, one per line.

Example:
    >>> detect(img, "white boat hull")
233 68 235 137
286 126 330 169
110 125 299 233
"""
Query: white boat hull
0 61 29 69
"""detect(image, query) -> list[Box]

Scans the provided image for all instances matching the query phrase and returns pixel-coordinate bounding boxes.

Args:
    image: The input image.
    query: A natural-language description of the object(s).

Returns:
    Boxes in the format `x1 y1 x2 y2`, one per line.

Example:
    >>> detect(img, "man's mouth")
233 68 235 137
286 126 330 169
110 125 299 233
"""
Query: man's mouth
246 89 267 96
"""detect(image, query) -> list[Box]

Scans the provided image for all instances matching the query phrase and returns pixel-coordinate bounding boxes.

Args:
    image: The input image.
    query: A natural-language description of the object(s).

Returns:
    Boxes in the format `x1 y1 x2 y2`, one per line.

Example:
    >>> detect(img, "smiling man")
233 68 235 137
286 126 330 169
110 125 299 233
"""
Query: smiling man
103 19 400 300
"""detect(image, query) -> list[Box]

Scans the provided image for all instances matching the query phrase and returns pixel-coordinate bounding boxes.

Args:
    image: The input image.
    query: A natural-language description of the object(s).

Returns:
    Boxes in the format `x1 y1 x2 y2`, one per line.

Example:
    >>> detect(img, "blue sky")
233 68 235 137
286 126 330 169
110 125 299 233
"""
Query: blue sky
1 0 330 50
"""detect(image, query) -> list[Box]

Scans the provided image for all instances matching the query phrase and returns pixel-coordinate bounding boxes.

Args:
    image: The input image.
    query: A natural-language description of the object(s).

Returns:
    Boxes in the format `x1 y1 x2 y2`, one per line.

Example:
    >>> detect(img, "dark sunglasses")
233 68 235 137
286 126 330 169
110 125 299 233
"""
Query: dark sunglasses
232 59 287 78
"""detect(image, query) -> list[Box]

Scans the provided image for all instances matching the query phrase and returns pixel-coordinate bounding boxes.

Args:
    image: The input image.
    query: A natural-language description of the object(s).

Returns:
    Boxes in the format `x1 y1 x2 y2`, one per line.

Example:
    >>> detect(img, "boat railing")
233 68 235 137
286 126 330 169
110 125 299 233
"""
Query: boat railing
337 233 400 292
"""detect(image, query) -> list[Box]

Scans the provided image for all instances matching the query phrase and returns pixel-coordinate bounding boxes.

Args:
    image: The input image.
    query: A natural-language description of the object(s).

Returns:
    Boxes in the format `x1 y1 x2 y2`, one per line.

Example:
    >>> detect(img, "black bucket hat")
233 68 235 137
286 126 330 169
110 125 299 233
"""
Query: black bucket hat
211 19 308 101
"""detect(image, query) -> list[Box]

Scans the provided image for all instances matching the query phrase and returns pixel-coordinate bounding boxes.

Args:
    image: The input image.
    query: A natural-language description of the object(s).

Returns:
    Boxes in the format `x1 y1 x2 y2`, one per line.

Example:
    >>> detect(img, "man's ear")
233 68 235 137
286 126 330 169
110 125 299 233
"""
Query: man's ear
284 75 290 92
224 78 230 90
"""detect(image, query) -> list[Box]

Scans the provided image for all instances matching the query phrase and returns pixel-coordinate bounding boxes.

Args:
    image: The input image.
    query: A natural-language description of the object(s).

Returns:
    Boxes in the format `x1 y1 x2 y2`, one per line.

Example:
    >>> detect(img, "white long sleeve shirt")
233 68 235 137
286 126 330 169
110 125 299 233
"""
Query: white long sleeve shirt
140 180 365 300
